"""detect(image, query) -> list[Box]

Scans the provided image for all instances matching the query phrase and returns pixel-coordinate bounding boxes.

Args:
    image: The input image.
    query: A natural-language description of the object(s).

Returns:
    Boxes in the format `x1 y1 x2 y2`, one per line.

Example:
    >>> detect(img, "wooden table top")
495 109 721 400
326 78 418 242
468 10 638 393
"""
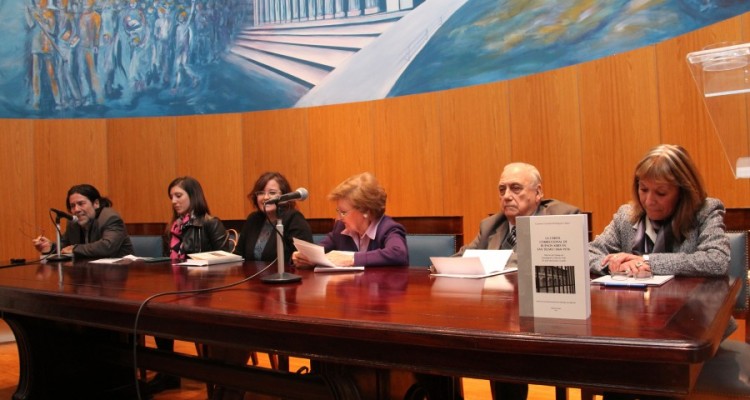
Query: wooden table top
0 259 740 395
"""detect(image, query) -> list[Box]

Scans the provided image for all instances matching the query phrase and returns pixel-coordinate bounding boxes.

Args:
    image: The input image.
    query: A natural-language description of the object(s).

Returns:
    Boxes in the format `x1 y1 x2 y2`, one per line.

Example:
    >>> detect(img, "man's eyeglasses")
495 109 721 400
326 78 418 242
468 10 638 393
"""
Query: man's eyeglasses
256 190 281 198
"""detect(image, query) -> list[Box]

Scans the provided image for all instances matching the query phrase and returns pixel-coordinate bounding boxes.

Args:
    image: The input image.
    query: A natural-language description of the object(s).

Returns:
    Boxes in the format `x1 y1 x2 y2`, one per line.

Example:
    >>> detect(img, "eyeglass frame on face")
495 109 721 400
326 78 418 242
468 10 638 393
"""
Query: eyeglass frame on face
336 207 355 218
255 190 282 198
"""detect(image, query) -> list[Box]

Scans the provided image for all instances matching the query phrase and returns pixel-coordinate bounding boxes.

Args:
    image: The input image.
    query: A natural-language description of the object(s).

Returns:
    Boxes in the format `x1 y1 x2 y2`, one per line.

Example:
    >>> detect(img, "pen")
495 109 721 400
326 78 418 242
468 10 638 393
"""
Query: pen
600 282 647 289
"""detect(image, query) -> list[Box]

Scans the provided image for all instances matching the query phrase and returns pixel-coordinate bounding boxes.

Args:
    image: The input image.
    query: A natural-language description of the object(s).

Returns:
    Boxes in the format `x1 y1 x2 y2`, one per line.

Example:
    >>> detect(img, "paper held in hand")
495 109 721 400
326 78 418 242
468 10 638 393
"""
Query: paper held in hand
177 250 243 266
430 249 515 278
292 238 362 271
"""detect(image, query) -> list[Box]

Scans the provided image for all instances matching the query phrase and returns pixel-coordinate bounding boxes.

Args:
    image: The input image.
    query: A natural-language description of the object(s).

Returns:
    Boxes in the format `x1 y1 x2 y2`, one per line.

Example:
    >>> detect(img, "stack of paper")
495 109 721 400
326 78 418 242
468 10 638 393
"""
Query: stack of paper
292 238 363 272
177 250 243 266
430 249 515 278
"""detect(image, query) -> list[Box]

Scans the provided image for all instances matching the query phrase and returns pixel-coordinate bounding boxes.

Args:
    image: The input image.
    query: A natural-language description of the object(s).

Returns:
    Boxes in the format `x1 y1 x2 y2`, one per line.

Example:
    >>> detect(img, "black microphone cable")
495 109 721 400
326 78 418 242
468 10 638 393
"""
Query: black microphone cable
131 259 275 400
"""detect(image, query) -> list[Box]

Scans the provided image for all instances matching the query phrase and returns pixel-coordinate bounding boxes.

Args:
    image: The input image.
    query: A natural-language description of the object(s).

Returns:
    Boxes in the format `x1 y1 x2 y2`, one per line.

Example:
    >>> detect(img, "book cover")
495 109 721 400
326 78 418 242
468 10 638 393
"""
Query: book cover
517 214 590 320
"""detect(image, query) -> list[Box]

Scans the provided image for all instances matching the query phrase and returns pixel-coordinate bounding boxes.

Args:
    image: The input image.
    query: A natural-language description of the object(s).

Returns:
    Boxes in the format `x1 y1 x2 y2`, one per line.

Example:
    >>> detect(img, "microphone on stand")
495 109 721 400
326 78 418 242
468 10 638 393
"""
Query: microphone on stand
47 208 75 261
261 189 308 284
264 188 309 205
51 208 78 223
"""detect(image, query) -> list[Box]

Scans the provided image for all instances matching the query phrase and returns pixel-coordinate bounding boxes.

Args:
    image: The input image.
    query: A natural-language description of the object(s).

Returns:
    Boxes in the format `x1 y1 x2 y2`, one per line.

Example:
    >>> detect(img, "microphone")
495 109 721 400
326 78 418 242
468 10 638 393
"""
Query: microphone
265 188 309 205
51 208 78 223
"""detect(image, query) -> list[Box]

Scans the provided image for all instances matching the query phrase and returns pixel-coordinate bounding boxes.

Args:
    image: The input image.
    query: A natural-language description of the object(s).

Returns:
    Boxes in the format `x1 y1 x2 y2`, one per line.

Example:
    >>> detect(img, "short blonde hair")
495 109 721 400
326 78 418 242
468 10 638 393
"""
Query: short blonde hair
629 144 707 241
328 172 387 219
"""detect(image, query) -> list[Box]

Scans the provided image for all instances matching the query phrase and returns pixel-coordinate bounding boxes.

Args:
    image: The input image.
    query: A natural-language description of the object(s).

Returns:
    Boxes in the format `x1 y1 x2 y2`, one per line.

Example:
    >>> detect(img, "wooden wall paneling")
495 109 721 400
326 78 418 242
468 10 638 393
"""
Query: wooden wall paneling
371 93 444 216
33 119 108 239
507 66 585 210
107 117 177 224
655 16 750 207
305 102 374 218
436 82 512 239
174 114 245 221
242 107 311 217
578 47 661 235
0 121 36 260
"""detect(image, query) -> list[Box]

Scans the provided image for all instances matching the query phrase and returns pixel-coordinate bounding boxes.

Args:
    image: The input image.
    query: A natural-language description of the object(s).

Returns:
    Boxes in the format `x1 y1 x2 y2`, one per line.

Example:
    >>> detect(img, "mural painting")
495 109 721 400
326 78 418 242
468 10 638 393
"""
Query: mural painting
0 0 749 118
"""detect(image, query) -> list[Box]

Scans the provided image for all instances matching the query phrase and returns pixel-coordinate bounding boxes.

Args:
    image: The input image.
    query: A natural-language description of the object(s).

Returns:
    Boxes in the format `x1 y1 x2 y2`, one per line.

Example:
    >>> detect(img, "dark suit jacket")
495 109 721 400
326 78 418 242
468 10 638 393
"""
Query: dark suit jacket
319 215 409 266
458 199 580 255
62 207 134 258
236 209 313 263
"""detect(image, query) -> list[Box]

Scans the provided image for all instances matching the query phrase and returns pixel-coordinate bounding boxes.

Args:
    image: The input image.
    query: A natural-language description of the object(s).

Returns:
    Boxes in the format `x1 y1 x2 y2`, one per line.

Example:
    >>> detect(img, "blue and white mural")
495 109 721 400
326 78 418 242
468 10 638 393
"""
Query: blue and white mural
1 0 749 118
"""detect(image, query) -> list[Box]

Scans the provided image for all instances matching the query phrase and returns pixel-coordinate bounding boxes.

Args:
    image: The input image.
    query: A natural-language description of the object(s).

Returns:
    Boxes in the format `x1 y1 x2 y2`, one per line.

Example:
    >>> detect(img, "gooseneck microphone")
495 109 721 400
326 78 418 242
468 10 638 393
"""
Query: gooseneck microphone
51 208 78 223
264 188 309 205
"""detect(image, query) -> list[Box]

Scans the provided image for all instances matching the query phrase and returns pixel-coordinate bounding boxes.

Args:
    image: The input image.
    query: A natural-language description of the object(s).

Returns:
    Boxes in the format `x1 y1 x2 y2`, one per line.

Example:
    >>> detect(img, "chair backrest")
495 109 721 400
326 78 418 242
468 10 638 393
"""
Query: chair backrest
406 234 457 267
130 235 165 257
306 216 464 267
126 223 168 258
727 230 749 313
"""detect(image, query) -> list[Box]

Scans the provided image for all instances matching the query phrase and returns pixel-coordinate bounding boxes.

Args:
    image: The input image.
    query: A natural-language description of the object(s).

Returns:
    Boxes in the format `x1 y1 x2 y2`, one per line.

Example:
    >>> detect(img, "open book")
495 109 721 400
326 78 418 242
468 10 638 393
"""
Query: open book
176 250 243 266
292 238 363 272
430 249 515 278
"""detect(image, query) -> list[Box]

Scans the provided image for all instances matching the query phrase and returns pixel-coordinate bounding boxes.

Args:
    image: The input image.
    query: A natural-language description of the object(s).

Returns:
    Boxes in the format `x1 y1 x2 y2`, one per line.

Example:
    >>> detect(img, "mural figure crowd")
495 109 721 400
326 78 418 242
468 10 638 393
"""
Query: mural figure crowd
23 0 250 111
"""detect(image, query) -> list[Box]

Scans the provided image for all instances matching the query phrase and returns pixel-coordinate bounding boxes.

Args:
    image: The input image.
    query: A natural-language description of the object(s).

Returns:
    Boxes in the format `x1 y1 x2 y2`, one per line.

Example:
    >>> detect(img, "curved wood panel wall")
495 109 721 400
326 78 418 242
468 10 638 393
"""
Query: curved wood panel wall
2 14 750 260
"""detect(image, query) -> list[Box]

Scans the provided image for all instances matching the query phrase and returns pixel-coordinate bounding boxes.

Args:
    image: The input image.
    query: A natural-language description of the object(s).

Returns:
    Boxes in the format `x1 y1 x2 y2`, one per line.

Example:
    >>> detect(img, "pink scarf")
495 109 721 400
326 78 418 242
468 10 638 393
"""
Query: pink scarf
169 214 190 260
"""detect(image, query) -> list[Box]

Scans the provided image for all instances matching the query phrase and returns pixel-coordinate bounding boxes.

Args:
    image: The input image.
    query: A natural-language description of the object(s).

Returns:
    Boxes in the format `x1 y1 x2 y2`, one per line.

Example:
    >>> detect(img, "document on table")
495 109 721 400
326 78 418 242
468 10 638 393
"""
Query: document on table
430 249 515 278
592 274 674 287
176 250 243 266
90 254 158 264
292 238 362 272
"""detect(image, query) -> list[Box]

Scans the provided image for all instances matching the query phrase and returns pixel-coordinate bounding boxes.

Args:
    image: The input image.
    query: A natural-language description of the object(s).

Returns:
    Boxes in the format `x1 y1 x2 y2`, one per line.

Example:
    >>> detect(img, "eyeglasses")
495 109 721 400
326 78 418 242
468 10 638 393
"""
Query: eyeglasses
335 208 352 218
255 190 281 198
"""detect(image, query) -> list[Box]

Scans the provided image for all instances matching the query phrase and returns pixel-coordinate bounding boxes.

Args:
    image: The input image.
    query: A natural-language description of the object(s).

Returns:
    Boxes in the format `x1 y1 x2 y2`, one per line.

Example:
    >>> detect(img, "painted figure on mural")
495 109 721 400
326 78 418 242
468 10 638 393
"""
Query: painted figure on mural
122 0 150 96
152 3 173 86
54 0 82 108
77 0 104 105
26 0 62 110
98 0 124 97
172 0 198 91
193 0 212 65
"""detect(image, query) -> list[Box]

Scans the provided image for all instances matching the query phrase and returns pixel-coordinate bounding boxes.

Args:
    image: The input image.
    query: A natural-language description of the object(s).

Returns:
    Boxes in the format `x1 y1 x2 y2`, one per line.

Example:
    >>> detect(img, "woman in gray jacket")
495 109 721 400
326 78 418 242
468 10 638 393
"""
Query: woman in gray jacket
590 144 729 277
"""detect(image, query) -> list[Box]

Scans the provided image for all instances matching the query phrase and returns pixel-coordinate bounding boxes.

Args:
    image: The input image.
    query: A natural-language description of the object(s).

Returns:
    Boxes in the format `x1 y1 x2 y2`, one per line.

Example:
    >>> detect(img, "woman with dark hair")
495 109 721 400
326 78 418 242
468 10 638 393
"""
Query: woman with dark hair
236 171 312 263
167 176 229 260
148 176 230 395
32 183 134 258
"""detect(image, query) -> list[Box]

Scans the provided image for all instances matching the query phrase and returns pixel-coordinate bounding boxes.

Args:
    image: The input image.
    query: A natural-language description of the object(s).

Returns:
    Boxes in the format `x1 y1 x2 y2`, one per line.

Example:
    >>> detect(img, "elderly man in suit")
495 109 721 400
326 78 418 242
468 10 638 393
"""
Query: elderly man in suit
460 162 580 254
457 162 580 400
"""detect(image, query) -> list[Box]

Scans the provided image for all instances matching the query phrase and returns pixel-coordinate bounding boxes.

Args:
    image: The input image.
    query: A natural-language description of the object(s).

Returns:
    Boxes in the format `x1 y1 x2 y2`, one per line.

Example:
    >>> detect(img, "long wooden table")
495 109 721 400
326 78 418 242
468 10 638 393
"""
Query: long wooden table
0 259 740 399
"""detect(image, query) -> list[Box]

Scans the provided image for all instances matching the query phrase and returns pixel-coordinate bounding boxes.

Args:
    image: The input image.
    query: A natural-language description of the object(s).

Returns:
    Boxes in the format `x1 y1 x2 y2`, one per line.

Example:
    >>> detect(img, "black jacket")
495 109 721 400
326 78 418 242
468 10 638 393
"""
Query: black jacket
174 214 229 256
235 209 313 263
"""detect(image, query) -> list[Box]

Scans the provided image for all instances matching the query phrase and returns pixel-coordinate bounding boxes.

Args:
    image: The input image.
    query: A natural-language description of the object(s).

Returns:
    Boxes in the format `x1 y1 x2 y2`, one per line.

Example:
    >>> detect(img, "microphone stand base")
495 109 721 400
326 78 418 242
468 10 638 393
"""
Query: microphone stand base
46 254 72 262
261 272 302 284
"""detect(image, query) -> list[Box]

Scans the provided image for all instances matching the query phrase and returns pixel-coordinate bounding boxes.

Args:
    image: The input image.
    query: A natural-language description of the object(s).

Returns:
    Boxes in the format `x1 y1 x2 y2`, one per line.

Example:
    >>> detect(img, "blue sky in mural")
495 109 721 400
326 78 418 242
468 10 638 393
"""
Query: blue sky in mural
390 0 750 96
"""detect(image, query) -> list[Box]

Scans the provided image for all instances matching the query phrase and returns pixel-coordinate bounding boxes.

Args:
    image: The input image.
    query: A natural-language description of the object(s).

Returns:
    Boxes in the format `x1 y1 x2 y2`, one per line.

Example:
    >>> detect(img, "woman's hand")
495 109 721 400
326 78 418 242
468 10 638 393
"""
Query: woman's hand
326 251 354 267
602 252 651 275
292 251 314 267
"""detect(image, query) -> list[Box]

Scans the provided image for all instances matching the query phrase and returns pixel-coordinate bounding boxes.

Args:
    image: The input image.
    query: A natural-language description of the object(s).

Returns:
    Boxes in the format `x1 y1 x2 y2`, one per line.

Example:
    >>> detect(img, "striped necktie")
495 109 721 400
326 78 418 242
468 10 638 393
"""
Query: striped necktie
508 226 517 247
